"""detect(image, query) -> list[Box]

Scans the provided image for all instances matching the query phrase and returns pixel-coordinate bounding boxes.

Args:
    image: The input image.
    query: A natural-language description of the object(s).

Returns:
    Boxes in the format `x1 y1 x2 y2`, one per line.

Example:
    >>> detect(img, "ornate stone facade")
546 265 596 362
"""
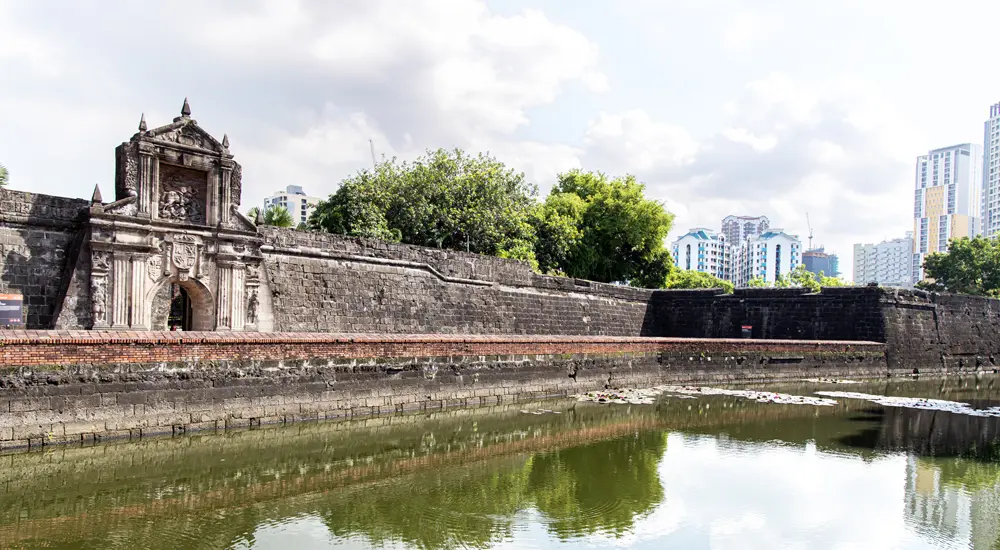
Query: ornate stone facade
87 99 263 331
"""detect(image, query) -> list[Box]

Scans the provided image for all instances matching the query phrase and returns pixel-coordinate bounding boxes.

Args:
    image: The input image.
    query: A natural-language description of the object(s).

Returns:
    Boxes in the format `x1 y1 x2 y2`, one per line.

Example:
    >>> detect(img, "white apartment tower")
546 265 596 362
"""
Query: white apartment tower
732 229 802 288
853 233 914 289
264 185 323 226
671 228 731 281
721 215 770 245
983 103 1000 237
913 144 981 282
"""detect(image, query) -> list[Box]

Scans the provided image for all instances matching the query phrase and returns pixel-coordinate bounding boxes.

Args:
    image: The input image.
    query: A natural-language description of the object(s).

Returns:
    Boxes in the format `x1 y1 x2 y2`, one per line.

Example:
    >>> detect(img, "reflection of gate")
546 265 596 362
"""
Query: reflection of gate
167 284 192 331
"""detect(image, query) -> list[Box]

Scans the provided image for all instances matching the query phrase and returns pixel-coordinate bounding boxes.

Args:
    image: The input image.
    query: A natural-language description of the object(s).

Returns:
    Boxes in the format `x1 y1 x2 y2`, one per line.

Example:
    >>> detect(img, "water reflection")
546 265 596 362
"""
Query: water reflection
0 378 998 549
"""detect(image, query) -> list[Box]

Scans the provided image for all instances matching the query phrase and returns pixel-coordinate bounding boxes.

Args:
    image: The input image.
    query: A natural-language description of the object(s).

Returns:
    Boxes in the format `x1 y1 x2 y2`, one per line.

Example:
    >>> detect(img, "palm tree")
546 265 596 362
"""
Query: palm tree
246 205 295 228
0 163 8 188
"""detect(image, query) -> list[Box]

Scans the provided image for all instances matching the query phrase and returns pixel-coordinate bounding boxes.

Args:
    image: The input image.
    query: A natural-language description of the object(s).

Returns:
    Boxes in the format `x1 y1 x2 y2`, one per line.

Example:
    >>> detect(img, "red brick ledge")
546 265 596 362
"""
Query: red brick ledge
0 330 884 348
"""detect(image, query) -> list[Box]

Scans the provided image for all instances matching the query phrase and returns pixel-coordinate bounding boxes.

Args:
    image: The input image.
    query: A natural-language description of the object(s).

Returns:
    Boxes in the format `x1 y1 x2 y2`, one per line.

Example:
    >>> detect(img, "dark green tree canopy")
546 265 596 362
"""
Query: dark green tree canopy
309 148 538 266
534 170 675 287
918 236 1000 296
664 269 734 293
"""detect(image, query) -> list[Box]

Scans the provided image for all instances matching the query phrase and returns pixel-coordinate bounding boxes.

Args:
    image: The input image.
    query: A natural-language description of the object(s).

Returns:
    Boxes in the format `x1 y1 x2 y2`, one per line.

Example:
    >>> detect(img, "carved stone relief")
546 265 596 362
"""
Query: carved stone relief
147 255 163 280
158 164 206 224
171 241 197 271
246 288 259 325
91 277 108 325
231 162 242 206
92 251 111 272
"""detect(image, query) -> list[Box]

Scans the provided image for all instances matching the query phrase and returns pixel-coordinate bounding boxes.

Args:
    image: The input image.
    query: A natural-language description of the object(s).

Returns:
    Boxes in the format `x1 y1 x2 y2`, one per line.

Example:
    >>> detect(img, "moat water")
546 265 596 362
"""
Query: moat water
2 378 1000 549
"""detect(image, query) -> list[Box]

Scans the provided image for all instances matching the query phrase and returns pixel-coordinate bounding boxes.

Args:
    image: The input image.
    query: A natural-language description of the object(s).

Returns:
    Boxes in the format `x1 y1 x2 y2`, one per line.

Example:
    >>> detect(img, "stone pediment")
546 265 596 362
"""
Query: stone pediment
145 120 226 154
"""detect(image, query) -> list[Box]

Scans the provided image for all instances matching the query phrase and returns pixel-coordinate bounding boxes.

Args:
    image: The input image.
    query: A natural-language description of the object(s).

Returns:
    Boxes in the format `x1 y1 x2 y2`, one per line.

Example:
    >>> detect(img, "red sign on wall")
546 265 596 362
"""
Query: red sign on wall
0 293 24 327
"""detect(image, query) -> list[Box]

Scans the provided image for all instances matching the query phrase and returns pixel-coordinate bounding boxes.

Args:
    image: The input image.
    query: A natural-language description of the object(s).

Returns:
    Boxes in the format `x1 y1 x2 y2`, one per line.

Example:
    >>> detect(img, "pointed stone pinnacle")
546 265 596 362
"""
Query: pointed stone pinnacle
255 207 265 225
91 184 103 204
222 134 230 148
181 97 191 117
138 113 147 132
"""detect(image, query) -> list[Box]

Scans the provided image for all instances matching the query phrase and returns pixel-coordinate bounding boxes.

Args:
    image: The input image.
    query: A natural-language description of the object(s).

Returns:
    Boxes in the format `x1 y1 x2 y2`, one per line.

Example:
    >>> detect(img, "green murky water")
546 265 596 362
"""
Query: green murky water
2 377 1000 549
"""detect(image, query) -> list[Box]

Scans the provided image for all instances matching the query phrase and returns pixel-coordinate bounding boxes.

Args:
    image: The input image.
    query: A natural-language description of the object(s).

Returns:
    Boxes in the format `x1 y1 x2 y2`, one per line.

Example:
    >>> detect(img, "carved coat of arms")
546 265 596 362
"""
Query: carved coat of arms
172 242 197 271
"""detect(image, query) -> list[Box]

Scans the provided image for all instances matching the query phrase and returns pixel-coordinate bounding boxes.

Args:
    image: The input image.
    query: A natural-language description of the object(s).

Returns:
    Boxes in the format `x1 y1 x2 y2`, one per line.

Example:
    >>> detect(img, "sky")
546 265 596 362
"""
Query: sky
3 0 1000 280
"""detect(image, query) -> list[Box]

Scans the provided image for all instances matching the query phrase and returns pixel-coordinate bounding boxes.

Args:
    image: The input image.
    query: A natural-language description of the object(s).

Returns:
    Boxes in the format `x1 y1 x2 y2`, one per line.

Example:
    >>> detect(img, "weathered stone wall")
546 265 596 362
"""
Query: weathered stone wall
0 331 887 450
0 189 89 329
258 227 661 335
654 286 1000 369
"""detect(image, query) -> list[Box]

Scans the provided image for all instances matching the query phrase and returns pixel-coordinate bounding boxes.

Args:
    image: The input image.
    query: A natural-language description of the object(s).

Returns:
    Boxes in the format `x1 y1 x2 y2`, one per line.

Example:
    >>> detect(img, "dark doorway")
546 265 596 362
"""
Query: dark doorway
167 284 192 331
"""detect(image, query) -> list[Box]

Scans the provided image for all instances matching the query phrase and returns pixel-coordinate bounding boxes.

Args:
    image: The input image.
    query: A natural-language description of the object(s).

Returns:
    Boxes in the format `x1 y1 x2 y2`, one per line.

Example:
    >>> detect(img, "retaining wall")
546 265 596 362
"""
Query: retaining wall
0 331 887 450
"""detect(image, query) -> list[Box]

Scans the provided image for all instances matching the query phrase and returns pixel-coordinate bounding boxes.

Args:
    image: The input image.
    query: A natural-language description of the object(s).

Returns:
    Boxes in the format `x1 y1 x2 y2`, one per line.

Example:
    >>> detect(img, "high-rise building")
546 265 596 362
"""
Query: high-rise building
670 228 731 281
732 229 802 287
982 103 1000 237
802 248 840 280
913 144 981 282
853 233 914 288
264 185 322 226
721 215 770 246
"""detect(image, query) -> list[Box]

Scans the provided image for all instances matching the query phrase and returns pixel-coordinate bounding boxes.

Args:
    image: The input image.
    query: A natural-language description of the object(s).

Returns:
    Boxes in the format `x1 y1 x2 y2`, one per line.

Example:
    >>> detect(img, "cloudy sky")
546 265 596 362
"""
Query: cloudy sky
3 0 1000 279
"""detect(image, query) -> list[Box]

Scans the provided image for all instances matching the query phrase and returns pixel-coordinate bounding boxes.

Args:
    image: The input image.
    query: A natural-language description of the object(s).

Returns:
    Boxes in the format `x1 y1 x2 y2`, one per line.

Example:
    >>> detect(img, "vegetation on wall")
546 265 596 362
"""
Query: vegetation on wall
0 162 8 188
663 269 734 293
745 265 851 291
308 149 676 288
918 236 1000 296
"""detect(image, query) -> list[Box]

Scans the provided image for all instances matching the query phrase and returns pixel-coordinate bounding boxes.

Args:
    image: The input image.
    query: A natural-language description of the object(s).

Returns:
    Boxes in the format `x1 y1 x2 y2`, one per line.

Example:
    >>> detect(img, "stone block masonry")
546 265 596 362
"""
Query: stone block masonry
0 331 887 451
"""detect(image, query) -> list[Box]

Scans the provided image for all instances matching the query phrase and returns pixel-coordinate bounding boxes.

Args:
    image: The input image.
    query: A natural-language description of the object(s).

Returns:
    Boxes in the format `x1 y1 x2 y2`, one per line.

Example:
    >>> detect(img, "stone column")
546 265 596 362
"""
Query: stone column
231 265 245 331
216 263 232 330
111 254 131 329
219 167 232 226
90 250 112 330
206 168 219 227
129 256 148 329
138 152 156 216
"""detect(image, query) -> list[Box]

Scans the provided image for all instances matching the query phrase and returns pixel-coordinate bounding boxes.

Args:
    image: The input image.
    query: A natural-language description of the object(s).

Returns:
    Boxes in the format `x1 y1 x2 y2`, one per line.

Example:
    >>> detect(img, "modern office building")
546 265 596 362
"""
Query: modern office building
853 233 914 288
670 228 732 281
802 248 840 280
732 229 802 287
913 144 981 282
264 185 322 226
721 215 770 246
982 103 1000 237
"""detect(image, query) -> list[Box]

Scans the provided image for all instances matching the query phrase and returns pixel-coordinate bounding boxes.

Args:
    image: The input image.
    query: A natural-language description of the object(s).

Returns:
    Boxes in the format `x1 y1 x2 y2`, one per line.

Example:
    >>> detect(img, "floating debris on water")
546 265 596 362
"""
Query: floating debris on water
572 388 661 404
814 391 1000 417
659 386 839 406
519 409 563 415
802 378 862 384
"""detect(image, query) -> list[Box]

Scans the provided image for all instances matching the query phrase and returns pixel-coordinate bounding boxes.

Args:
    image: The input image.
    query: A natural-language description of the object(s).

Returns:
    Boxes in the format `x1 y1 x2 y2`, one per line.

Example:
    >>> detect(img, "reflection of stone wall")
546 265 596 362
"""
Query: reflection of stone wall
157 163 206 224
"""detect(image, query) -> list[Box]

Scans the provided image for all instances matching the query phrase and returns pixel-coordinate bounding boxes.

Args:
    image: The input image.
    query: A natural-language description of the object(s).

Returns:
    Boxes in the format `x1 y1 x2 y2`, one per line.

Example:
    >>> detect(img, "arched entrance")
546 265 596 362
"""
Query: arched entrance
167 284 192 331
146 277 215 331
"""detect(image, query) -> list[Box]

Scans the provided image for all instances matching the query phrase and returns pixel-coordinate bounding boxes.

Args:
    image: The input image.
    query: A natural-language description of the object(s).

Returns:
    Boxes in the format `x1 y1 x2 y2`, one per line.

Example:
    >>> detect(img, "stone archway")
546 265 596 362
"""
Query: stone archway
146 277 215 331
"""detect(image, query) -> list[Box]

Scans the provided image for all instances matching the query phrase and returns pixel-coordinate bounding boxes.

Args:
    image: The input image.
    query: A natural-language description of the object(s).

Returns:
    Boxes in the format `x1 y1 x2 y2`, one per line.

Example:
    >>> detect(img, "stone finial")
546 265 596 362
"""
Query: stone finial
222 134 230 148
181 97 191 117
91 184 103 205
255 207 265 225
138 113 147 132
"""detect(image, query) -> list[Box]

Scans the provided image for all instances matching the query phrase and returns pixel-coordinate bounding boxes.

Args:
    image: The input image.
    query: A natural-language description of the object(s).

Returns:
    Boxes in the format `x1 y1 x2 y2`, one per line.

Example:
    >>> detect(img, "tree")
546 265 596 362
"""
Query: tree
663 269 734 293
746 277 768 288
0 163 8 188
309 148 538 263
247 205 295 228
537 170 675 287
918 236 1000 296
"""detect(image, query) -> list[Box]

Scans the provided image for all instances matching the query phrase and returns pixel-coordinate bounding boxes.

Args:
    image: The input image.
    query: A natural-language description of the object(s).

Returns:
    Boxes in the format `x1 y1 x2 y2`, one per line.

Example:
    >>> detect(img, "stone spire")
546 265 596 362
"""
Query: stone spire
222 133 230 148
181 97 191 117
138 113 147 132
255 207 265 225
91 184 103 205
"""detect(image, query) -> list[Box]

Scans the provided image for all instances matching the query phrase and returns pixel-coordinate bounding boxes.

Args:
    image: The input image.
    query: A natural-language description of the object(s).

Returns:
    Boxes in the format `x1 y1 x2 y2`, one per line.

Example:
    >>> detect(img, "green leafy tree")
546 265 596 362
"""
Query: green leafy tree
917 236 1000 296
775 264 821 291
310 148 538 263
537 170 675 287
663 269 734 293
0 163 8 188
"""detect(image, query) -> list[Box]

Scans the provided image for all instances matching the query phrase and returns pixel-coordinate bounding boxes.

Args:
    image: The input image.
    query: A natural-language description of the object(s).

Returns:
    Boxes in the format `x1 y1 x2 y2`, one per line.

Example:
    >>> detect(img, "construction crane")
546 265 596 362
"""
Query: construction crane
806 212 814 250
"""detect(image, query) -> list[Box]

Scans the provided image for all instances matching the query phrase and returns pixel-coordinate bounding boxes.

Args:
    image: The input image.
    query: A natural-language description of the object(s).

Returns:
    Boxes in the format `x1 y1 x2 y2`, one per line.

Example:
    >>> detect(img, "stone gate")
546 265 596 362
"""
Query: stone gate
83 99 265 331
